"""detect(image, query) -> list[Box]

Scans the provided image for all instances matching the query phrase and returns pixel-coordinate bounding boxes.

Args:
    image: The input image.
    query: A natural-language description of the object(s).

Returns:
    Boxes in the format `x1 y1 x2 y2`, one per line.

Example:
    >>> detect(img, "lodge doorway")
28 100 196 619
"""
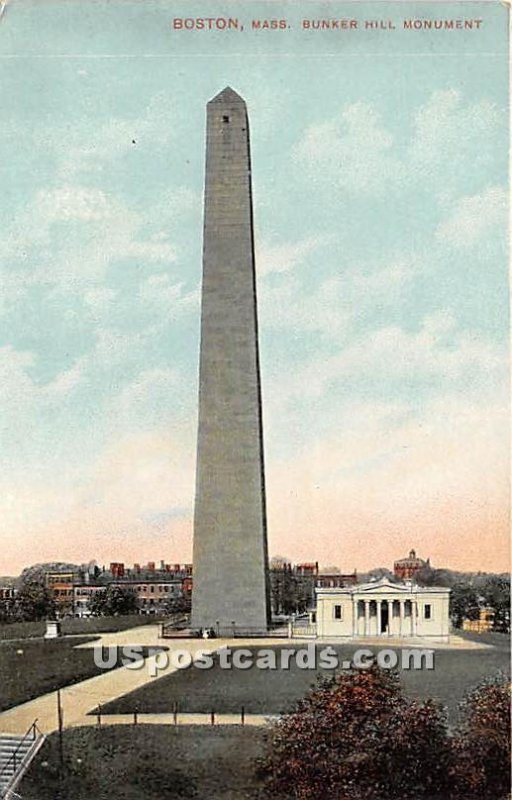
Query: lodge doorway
381 601 389 633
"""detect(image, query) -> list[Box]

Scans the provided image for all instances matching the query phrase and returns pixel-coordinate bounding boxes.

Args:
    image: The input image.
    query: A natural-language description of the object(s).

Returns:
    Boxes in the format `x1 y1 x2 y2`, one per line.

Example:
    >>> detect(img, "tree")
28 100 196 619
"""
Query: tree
162 595 191 616
270 569 311 616
364 567 396 582
450 582 480 628
87 585 138 616
14 580 56 621
449 675 511 799
416 566 454 588
481 576 510 633
19 562 79 586
259 666 450 800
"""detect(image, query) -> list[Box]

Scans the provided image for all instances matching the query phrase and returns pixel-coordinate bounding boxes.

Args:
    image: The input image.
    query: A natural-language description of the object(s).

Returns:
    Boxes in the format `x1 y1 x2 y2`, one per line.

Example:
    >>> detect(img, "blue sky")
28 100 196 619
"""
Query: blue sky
0 0 508 573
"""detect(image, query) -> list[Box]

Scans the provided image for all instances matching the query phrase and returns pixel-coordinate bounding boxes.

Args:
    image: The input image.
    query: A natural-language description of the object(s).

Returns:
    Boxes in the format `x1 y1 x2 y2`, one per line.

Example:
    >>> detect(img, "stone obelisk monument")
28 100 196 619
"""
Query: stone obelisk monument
191 87 270 635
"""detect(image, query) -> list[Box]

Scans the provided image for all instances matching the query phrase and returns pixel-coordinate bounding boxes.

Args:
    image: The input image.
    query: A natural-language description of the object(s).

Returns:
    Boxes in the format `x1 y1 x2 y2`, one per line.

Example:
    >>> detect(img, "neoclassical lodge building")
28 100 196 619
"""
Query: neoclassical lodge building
315 578 450 640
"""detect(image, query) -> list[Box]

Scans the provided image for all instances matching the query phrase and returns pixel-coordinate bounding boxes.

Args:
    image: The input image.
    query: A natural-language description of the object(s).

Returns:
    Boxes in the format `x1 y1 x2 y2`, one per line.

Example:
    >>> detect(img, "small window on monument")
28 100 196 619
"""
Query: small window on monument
222 115 230 123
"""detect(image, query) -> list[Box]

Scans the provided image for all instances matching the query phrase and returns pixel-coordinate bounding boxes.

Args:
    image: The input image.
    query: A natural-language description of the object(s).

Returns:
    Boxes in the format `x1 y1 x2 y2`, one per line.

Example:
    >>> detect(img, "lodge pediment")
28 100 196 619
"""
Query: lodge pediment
355 580 412 594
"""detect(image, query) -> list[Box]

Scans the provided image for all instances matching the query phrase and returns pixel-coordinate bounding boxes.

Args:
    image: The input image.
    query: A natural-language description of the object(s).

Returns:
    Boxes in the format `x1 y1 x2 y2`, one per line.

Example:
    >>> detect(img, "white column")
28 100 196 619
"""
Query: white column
399 601 404 637
352 598 358 637
364 601 370 636
412 601 417 636
377 600 382 636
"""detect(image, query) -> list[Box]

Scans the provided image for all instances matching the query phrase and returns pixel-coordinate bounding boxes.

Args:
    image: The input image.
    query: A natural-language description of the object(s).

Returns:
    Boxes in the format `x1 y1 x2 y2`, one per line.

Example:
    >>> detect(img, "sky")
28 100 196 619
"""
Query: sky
0 0 509 575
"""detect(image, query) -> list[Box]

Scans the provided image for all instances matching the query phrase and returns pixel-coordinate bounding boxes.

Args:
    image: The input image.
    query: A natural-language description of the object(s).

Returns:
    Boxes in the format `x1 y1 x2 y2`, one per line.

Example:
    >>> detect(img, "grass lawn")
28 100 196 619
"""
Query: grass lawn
100 633 510 724
0 614 165 641
0 638 165 712
19 725 267 800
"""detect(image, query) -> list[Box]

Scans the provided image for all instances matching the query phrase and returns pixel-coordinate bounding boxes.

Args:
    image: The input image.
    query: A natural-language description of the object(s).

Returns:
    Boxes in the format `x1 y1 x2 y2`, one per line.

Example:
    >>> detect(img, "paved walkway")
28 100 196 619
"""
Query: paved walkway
0 627 287 735
0 625 491 736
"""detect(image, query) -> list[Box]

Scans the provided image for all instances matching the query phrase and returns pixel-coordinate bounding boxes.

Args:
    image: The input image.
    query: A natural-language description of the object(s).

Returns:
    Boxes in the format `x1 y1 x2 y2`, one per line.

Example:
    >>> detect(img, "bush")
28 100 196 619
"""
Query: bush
259 665 450 800
449 674 511 799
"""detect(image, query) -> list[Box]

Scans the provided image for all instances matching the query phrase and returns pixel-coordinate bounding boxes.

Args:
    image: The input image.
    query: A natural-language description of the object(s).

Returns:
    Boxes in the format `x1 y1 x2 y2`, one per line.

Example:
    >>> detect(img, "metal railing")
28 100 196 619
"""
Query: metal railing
160 616 191 637
0 719 42 797
161 623 291 639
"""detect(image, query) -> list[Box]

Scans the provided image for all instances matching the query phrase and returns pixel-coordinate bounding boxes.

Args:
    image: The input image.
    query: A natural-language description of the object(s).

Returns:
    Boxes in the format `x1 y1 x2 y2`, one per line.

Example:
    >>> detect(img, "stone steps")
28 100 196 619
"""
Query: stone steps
0 732 44 798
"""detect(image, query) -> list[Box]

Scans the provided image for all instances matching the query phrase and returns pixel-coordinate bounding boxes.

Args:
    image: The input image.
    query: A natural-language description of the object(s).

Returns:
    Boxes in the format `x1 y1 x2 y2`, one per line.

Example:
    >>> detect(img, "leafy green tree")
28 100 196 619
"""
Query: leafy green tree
365 567 396 582
259 666 450 800
87 585 138 616
162 595 191 616
270 569 311 616
450 582 480 628
14 580 56 621
449 675 511 799
481 576 510 633
416 566 454 588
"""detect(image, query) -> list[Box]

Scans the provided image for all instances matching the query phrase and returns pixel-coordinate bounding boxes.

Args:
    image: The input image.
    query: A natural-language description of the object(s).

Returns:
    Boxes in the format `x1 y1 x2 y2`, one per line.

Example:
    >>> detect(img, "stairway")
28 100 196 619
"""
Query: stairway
0 725 45 799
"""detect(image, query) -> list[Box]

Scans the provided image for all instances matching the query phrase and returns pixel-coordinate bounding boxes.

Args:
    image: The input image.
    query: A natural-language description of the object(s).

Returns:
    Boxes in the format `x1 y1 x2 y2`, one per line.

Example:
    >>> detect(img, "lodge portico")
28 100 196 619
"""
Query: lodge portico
356 597 418 637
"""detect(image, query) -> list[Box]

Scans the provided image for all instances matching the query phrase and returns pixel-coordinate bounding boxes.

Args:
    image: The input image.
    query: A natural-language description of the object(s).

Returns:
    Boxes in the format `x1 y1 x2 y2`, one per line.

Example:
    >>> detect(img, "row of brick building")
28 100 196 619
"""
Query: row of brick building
45 562 193 617
0 550 430 618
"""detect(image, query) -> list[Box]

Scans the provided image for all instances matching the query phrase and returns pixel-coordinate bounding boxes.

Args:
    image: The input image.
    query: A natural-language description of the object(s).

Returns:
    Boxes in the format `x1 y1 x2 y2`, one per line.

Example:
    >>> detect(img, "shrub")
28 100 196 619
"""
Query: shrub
259 665 449 800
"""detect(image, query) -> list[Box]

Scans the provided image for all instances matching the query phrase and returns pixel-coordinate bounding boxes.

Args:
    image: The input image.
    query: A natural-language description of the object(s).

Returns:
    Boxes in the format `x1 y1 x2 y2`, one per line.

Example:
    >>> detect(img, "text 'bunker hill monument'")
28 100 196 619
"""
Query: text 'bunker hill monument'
191 87 271 634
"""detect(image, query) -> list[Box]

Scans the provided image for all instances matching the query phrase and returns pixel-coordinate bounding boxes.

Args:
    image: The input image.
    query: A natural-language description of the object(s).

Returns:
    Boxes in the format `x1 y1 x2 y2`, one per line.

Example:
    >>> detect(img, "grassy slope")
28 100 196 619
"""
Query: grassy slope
0 639 164 712
0 615 164 641
19 725 267 800
100 634 510 723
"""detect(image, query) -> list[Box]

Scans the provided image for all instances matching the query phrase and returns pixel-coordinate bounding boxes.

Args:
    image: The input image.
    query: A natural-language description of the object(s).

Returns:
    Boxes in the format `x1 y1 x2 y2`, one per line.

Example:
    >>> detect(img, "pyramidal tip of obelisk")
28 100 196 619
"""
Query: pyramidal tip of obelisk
208 86 246 105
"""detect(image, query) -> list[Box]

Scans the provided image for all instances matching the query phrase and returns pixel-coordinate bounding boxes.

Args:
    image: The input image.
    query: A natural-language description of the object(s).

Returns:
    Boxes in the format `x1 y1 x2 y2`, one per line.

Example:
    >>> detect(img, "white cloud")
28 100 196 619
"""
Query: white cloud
436 186 508 247
292 90 504 198
138 273 199 314
44 361 84 396
267 310 506 405
0 345 84 453
260 257 416 337
408 90 503 179
0 184 184 316
83 287 117 317
108 368 183 431
293 102 402 195
256 235 333 276
35 186 112 222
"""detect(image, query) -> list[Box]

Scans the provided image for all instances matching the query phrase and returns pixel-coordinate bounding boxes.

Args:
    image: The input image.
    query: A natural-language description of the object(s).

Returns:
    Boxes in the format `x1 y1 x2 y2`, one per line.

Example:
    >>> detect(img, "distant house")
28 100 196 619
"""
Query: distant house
393 549 429 581
73 584 107 617
316 573 358 589
462 606 495 634
39 559 192 618
45 570 79 615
